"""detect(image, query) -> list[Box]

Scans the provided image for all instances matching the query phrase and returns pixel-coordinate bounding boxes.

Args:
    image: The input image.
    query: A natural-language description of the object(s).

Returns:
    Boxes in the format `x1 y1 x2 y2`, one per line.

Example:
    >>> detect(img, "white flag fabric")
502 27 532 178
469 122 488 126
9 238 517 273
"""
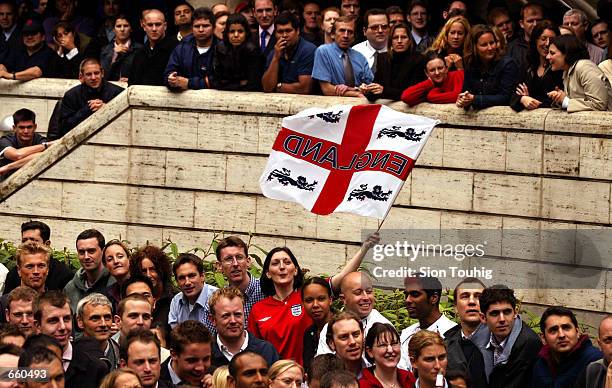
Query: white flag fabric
259 104 439 219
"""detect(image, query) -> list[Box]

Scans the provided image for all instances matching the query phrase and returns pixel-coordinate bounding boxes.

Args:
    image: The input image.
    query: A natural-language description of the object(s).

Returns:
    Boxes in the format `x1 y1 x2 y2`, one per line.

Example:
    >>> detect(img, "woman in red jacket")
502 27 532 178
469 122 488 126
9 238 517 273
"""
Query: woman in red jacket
359 323 416 388
401 52 464 106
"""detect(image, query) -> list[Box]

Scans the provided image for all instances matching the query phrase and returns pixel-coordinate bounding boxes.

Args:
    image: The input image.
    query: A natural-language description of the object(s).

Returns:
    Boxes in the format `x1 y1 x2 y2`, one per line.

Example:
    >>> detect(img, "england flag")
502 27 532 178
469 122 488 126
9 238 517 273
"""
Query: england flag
259 104 439 219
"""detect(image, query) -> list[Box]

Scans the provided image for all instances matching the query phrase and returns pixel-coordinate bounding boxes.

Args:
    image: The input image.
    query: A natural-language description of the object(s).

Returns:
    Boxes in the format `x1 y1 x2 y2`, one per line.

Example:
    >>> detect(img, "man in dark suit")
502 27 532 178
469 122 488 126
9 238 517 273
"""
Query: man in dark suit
121 329 176 388
251 0 277 58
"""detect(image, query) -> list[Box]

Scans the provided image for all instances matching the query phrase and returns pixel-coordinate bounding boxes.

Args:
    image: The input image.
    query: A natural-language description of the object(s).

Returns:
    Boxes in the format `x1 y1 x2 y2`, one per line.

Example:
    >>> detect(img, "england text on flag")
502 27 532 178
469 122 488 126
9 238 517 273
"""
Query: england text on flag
259 104 439 219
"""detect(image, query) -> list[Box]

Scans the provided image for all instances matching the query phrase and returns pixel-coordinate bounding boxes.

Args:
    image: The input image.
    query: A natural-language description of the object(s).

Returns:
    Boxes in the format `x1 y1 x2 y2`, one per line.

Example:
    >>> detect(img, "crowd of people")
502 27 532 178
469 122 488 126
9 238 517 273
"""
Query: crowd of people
0 220 609 388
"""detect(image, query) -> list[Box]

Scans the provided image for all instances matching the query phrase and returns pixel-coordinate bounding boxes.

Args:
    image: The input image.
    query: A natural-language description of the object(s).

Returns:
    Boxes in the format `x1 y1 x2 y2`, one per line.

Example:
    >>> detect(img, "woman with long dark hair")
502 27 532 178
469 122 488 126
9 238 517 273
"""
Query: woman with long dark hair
100 15 142 82
302 277 333 372
547 34 612 111
456 24 519 110
511 20 563 111
212 13 263 91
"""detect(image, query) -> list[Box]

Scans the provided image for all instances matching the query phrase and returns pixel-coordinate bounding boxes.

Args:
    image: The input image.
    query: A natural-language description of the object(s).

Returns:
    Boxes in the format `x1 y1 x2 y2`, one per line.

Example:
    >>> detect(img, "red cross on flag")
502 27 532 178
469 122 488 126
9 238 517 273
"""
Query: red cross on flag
259 104 439 219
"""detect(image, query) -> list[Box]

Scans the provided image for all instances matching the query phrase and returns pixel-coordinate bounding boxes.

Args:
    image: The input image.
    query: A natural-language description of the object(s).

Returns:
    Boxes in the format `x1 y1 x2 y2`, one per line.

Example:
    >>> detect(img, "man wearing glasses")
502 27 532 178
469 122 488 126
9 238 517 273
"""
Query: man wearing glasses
4 286 38 337
352 9 388 72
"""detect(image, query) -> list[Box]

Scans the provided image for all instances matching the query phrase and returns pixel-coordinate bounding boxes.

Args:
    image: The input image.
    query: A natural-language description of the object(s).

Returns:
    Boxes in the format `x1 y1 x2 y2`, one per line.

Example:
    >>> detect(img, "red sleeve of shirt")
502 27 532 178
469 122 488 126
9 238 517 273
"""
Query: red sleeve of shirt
401 78 435 106
427 70 464 104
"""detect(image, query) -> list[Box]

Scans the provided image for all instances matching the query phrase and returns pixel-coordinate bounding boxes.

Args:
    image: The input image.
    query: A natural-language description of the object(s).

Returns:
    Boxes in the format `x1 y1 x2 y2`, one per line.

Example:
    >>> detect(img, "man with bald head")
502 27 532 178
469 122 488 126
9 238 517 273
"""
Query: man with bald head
315 271 392 363
576 315 612 388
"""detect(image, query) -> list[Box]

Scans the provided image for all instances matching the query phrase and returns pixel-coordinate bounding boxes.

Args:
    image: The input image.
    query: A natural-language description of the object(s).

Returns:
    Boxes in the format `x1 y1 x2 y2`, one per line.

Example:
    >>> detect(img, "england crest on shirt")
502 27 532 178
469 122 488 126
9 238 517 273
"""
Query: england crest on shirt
291 304 302 317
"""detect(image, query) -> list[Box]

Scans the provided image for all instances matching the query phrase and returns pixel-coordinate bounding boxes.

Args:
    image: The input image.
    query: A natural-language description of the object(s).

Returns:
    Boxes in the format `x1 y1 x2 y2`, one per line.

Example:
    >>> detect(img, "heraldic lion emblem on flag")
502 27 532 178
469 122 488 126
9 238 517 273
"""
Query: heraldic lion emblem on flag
260 104 439 219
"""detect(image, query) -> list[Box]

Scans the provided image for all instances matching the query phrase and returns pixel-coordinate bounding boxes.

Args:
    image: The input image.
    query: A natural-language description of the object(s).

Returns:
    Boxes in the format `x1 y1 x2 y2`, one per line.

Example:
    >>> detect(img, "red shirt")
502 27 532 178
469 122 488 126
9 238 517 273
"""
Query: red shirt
247 290 312 366
359 367 416 388
401 70 464 106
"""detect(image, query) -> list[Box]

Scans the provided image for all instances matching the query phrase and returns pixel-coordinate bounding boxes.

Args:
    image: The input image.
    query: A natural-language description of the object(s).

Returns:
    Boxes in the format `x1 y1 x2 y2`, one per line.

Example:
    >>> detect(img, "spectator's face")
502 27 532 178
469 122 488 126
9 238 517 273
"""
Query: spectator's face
388 13 404 28
6 299 35 336
140 258 160 290
22 32 44 50
542 314 579 356
36 0 48 14
174 5 193 28
0 354 19 388
17 252 49 291
546 43 566 71
192 17 213 44
404 279 435 320
0 4 14 30
175 262 205 302
229 353 268 388
484 301 516 340
330 319 363 363
228 23 247 47
340 0 359 18
448 377 467 388
302 283 331 325
37 302 72 349
253 0 276 29
333 20 355 50
276 22 299 49
125 282 155 309
454 282 483 326
120 300 153 336
78 303 113 344
54 27 75 49
364 14 388 47
113 373 140 388
22 228 45 244
492 14 513 41
104 0 120 18
212 296 244 341
303 3 321 30
125 341 161 388
76 236 103 272
240 8 256 27
13 119 36 145
447 21 466 50
476 32 498 63
411 344 447 388
591 22 609 48
425 57 448 85
212 4 229 16
214 15 227 40
321 10 339 35
408 5 427 30
365 332 401 369
28 359 65 388
266 251 297 290
391 27 410 54
269 366 303 388
105 244 130 280
114 18 132 42
520 6 543 39
341 273 373 319
598 318 612 363
80 62 104 89
172 342 212 386
142 11 167 43
563 14 586 40
56 0 73 14
536 28 556 58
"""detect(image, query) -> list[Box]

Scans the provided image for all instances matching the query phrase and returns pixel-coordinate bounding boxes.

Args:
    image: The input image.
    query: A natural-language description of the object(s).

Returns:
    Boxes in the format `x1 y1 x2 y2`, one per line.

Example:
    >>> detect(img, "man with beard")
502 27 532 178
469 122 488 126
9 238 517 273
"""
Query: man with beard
326 311 364 376
262 11 315 94
76 293 120 370
57 58 124 137
0 18 52 80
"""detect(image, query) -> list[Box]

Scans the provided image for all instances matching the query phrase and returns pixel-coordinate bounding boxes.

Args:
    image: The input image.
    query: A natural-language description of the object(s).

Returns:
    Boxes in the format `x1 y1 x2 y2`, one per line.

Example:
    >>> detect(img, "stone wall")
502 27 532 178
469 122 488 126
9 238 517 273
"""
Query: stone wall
0 79 611 322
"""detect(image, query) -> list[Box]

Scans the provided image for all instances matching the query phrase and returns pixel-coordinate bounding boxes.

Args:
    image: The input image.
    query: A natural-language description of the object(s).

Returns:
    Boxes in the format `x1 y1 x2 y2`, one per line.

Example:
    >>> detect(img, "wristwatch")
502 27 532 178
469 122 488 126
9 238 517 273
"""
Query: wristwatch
276 82 282 92
42 142 48 149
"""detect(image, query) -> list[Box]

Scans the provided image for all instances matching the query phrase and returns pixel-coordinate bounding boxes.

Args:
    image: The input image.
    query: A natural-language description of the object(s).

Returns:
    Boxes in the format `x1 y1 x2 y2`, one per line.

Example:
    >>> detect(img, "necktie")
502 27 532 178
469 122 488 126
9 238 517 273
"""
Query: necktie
260 30 267 52
372 51 379 74
343 51 355 87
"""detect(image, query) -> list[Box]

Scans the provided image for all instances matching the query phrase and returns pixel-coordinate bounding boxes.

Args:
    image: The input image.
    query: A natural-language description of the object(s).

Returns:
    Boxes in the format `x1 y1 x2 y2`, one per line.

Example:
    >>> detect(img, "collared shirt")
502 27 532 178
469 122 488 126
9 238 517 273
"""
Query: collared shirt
415 377 448 388
217 331 249 361
258 25 275 49
352 39 387 69
487 332 508 366
3 25 16 41
167 361 182 386
265 37 316 84
398 314 457 371
312 42 373 86
168 283 219 333
410 29 429 46
62 342 73 372
241 275 264 326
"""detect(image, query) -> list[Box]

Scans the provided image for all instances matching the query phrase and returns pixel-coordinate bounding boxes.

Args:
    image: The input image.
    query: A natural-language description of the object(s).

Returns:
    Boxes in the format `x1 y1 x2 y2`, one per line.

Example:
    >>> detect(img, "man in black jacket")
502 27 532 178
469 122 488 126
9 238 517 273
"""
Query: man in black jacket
445 277 488 388
471 285 541 388
57 58 123 138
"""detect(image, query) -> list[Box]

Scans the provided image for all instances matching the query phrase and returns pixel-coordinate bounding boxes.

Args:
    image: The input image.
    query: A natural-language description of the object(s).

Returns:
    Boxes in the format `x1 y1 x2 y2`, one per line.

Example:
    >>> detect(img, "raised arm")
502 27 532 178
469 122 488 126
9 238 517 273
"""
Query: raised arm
329 232 380 292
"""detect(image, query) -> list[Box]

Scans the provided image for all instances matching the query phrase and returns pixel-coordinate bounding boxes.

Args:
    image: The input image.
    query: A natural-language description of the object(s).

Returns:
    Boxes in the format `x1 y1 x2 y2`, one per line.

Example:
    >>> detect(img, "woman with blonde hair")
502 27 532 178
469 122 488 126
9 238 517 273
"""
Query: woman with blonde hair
213 365 230 388
99 368 142 388
409 331 449 388
428 16 471 70
268 360 305 387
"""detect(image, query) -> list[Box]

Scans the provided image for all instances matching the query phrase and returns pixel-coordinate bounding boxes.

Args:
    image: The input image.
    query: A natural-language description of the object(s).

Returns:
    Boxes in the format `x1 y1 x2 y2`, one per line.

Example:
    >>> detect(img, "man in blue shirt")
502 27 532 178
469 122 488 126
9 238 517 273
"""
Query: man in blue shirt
311 15 374 97
165 7 216 90
262 11 316 94
168 253 218 333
